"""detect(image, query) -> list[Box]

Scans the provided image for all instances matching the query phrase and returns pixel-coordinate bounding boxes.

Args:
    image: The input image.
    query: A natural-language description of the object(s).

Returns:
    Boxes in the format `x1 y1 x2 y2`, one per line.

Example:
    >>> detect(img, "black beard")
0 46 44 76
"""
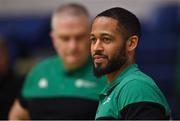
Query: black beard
92 44 127 78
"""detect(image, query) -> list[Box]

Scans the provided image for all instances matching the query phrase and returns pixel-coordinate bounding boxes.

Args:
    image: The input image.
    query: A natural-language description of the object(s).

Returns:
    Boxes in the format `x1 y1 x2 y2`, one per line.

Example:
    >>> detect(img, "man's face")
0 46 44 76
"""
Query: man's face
51 15 90 70
90 17 128 77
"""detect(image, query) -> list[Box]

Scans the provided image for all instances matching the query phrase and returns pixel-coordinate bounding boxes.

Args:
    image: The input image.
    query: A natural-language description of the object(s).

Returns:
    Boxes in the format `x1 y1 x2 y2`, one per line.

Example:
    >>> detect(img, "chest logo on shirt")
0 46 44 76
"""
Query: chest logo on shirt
38 78 48 88
75 79 96 88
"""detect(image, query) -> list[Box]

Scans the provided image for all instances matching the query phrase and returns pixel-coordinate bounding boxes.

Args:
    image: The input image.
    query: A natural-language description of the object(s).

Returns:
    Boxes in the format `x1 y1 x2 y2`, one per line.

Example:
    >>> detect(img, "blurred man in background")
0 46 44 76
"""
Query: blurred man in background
9 3 106 120
0 36 23 120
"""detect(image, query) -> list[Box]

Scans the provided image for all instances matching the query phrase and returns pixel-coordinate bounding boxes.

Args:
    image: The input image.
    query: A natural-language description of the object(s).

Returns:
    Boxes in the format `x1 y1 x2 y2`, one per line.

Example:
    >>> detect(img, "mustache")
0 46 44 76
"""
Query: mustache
92 52 108 59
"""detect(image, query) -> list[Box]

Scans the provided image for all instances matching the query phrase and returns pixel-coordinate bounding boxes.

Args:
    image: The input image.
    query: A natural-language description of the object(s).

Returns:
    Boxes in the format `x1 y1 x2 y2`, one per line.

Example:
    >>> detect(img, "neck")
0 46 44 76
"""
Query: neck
106 60 134 83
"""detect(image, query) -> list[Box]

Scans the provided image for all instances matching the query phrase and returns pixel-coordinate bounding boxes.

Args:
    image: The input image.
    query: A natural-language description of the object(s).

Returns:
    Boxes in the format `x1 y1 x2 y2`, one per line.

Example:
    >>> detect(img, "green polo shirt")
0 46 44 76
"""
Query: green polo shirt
95 64 171 119
22 56 106 100
20 56 107 119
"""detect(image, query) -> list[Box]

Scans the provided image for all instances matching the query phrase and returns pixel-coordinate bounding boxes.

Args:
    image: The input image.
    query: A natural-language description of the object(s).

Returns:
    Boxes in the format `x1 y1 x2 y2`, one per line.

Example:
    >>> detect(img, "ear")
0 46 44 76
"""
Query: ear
126 35 139 51
50 31 54 41
50 31 57 48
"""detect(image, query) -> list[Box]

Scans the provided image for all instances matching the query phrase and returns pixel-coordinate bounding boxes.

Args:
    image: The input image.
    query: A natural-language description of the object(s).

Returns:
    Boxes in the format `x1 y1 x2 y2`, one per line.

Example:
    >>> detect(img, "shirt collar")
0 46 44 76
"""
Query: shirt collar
100 64 139 99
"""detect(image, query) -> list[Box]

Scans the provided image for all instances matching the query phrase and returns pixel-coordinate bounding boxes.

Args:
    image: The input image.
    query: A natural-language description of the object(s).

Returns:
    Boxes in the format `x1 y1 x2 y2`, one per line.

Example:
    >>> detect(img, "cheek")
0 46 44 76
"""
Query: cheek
105 44 120 60
53 40 65 55
90 44 94 56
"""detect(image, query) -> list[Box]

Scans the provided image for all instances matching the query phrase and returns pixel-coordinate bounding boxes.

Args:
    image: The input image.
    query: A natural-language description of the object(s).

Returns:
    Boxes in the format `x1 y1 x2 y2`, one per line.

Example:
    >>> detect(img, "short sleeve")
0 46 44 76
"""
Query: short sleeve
117 79 168 113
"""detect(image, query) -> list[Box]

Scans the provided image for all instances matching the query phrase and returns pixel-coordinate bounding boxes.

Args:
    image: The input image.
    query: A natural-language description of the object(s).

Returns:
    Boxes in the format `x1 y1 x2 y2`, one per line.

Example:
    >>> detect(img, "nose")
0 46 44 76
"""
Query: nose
91 39 103 53
68 38 78 50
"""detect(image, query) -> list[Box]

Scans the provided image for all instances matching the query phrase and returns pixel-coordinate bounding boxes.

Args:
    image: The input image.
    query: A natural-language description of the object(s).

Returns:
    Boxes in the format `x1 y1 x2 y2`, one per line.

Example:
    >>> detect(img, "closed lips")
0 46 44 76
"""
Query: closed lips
93 55 107 63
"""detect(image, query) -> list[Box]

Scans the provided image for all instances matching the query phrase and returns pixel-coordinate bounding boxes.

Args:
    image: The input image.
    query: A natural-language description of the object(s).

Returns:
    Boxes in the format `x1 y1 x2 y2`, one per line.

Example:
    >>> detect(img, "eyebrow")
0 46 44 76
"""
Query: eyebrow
101 33 113 37
89 33 95 36
90 33 113 37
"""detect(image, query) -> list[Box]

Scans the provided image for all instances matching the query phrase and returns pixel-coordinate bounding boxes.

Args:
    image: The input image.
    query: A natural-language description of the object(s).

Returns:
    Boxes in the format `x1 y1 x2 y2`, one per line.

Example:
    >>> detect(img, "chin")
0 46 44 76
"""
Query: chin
66 58 79 64
67 61 79 66
95 62 107 69
68 59 85 67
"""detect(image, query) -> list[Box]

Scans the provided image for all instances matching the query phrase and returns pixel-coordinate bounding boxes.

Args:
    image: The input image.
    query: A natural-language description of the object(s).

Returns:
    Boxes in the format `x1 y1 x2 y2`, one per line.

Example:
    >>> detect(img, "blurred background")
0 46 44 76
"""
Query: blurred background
0 0 179 119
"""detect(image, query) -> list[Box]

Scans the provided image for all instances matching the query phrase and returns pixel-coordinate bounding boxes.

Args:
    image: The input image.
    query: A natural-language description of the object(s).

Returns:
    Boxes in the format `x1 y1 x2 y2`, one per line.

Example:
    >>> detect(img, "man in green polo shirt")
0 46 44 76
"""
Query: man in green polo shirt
9 3 106 120
90 7 171 120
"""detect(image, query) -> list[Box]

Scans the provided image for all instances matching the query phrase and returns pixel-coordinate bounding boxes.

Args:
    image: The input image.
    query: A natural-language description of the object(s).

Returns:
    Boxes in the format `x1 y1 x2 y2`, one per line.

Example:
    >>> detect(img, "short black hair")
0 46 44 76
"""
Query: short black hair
96 7 141 40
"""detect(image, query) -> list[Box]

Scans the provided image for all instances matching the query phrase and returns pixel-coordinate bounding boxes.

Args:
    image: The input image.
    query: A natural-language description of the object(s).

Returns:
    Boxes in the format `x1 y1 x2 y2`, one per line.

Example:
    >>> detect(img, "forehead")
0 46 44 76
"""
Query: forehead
91 17 119 35
53 15 89 34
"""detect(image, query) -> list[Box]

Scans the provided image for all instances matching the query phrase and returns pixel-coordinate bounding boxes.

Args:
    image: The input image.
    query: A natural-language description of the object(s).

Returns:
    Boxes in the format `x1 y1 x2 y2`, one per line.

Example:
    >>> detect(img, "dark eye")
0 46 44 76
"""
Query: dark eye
90 37 97 44
102 37 112 44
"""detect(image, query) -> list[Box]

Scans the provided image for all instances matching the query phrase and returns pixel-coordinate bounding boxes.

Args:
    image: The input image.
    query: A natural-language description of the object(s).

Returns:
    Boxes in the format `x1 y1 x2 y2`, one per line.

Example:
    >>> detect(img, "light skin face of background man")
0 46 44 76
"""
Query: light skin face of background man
8 8 91 120
51 10 90 71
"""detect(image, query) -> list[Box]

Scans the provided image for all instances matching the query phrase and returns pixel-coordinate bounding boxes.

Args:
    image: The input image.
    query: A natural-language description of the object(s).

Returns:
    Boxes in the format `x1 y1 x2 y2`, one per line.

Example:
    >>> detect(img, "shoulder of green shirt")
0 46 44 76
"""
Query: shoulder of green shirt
21 56 60 94
32 56 60 72
115 70 171 116
27 55 60 76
